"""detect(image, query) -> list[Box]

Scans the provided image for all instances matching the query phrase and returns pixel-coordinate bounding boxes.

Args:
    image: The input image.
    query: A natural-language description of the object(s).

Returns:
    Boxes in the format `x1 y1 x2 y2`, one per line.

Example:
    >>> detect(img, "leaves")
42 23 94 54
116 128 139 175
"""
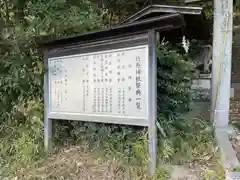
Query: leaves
157 40 198 135
0 0 104 122
0 0 105 174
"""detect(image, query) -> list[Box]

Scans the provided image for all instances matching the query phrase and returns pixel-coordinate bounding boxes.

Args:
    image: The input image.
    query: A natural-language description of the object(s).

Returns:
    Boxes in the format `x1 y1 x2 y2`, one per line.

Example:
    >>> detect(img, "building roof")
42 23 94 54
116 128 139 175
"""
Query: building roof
120 5 211 41
120 4 204 24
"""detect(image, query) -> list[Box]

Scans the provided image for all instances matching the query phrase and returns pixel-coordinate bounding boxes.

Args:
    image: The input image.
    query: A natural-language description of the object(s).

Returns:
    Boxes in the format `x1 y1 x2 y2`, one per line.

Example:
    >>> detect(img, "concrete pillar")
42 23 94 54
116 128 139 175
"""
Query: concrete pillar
211 0 233 127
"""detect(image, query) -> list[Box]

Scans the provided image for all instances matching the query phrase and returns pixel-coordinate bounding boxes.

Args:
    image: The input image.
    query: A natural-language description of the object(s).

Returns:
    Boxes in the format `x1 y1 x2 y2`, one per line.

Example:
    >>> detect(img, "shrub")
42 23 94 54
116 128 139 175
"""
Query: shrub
156 40 197 136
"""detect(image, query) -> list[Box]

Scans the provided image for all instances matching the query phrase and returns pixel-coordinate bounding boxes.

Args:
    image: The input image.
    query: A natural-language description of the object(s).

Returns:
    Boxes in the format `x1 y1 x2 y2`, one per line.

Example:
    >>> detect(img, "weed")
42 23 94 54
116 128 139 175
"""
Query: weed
0 99 44 179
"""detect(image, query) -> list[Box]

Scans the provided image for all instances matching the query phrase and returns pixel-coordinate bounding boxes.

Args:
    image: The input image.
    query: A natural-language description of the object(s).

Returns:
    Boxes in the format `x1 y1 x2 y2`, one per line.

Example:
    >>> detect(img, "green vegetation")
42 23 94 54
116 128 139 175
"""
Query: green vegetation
204 167 225 180
233 166 240 172
0 0 104 178
3 118 219 179
0 0 232 179
156 40 197 137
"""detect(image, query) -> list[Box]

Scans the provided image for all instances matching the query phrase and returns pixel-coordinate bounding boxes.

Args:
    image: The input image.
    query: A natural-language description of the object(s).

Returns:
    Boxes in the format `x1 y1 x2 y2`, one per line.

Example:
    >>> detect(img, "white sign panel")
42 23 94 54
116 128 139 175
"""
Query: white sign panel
192 79 211 89
48 45 149 119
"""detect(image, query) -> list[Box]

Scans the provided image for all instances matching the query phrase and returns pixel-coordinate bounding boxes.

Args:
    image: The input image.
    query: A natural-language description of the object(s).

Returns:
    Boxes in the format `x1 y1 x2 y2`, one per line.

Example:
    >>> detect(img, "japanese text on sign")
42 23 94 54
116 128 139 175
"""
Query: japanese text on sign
48 45 149 118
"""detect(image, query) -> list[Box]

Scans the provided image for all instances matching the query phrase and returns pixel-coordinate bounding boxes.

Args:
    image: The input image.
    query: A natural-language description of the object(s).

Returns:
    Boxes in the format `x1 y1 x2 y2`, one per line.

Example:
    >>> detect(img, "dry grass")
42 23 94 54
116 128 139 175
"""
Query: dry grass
15 146 168 180
13 145 222 180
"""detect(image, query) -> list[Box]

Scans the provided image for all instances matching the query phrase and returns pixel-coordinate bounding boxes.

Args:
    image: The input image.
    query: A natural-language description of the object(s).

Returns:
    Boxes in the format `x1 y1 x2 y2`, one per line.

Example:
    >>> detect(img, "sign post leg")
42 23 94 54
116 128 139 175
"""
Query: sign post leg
44 55 52 151
44 118 52 151
148 29 157 176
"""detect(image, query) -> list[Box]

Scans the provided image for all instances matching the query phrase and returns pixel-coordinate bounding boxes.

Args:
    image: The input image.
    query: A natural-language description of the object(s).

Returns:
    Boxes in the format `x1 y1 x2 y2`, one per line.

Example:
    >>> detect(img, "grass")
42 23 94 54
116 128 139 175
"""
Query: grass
0 113 224 180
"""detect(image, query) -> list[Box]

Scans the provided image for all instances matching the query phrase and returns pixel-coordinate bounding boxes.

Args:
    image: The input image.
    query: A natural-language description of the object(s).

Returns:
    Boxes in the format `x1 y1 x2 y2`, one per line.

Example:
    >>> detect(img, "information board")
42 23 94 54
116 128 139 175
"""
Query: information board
48 45 149 120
